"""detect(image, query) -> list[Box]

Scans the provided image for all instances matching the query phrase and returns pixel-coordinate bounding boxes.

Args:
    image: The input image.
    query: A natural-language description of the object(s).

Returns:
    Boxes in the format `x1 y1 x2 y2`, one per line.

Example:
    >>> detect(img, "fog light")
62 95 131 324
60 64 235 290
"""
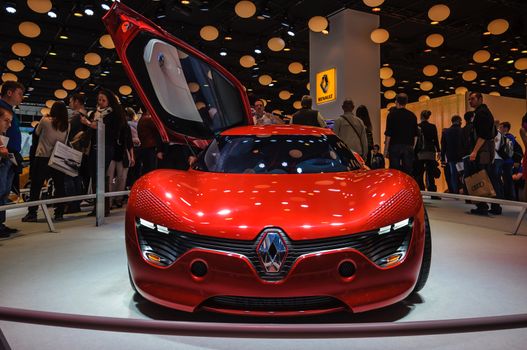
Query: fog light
382 253 404 267
190 260 208 277
338 261 356 278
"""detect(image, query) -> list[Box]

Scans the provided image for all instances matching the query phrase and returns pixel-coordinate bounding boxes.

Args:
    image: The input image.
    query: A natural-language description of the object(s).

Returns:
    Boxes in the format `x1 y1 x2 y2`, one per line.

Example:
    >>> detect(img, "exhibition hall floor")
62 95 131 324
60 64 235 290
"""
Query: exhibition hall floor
1 198 527 349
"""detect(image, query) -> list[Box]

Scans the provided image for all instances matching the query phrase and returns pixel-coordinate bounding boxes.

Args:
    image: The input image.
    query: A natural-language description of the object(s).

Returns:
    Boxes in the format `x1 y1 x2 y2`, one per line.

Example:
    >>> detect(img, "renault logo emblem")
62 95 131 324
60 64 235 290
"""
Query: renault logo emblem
320 74 329 93
257 229 288 273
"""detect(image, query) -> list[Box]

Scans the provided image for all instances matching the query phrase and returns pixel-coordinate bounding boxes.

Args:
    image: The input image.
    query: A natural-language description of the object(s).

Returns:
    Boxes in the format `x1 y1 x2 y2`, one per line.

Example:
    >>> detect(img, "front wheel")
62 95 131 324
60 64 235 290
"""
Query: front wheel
412 209 432 293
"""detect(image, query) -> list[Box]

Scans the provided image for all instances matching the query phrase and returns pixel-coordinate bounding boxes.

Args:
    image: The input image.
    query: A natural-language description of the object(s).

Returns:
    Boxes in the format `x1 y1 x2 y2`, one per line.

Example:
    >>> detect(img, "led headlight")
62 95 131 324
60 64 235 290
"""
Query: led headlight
376 218 413 267
136 218 175 267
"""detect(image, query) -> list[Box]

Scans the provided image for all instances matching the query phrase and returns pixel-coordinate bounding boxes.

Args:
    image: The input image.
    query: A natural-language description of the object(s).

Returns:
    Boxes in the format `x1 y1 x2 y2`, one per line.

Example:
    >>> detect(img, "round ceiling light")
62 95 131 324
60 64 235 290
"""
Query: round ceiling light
382 77 396 87
370 28 389 44
267 37 285 52
239 55 255 68
11 43 31 57
84 52 101 65
426 33 444 48
40 107 50 116
258 75 272 86
487 19 509 35
473 50 491 63
499 76 514 87
306 82 310 91
514 58 527 70
75 67 90 79
234 1 256 18
420 81 433 91
1 73 18 82
279 90 291 100
462 70 477 81
288 62 303 74
99 34 115 49
18 21 41 38
7 59 25 72
293 101 302 109
363 0 384 7
27 0 52 13
200 25 219 41
428 4 450 22
54 89 67 99
188 82 200 93
119 85 132 95
384 90 396 99
62 79 77 90
455 87 468 95
489 91 501 96
418 95 430 102
379 67 393 79
423 64 438 76
45 100 55 108
308 16 328 32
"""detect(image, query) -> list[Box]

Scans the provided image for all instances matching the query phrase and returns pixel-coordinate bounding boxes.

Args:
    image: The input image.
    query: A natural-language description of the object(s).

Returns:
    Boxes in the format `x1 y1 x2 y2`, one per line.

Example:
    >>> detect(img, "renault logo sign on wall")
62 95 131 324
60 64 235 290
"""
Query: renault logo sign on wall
316 68 336 104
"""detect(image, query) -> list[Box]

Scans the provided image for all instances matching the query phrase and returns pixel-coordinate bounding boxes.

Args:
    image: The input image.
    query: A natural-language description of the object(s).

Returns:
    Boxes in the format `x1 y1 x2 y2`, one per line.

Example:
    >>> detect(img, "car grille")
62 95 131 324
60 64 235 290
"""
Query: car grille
200 295 345 312
136 221 412 281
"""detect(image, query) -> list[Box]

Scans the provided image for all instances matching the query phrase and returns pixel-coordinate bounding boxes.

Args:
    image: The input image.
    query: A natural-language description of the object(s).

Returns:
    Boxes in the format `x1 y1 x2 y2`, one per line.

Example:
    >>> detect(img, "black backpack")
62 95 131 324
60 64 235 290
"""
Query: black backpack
497 134 514 160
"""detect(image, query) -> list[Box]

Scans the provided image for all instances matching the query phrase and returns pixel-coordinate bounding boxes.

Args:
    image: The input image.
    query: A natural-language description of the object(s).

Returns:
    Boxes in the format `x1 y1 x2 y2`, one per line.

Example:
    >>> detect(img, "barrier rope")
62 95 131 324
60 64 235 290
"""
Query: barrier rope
0 307 526 338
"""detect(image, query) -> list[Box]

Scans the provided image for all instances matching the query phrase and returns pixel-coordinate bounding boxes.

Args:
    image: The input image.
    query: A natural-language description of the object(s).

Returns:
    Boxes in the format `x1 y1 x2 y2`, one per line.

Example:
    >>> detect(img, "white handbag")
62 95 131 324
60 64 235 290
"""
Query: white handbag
48 125 83 177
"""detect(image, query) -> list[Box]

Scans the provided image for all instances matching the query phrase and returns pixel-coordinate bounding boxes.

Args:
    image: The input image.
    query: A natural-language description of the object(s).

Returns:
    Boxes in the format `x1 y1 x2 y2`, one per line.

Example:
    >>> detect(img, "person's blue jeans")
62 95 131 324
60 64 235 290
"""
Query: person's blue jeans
0 158 15 227
446 161 460 194
388 144 414 176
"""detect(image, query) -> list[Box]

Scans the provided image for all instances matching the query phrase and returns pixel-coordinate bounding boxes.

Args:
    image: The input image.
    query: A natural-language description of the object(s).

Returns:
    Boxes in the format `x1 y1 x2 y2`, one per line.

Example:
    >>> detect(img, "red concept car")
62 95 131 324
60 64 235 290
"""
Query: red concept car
103 4 431 316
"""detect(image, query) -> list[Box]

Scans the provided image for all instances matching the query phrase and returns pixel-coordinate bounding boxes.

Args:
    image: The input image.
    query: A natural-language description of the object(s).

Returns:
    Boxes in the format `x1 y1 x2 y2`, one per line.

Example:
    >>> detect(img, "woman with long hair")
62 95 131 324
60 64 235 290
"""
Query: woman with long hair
355 105 374 166
83 89 124 216
22 101 69 222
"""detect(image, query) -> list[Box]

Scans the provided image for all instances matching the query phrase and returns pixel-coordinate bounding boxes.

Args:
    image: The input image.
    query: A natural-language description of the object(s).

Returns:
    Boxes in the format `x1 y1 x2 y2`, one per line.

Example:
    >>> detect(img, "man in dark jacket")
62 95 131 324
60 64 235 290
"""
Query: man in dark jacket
466 92 501 215
384 93 418 175
415 110 440 192
290 95 327 127
441 115 464 194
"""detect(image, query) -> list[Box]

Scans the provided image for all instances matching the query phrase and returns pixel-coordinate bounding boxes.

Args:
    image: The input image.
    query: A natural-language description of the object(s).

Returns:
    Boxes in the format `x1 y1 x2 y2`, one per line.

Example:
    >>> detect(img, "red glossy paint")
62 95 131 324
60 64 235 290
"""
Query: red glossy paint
107 3 428 316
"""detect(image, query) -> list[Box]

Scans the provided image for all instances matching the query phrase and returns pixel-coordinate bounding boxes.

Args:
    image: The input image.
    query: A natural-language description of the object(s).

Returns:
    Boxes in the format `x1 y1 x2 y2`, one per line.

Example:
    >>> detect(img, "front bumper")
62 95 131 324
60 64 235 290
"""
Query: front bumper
126 211 425 316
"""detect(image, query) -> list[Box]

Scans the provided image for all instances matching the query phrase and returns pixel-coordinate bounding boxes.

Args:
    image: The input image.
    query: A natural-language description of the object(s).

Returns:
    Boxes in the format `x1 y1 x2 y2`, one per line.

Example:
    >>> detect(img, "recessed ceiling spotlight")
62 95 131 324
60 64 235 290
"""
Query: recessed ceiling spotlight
5 2 16 13
34 77 41 80
74 11 83 17
424 49 432 52
287 30 295 37
219 49 227 56
224 36 232 41
284 47 291 51
493 57 500 61
254 48 262 54
49 52 57 56
431 21 439 25
510 48 518 51
84 6 94 16
507 60 514 64
59 34 69 40
101 4 110 10
372 7 381 12
47 9 58 18
483 31 491 35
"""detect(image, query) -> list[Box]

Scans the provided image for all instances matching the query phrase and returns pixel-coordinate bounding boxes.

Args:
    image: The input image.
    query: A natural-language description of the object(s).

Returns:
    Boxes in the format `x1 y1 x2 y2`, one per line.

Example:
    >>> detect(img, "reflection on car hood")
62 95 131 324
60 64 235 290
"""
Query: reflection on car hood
129 169 422 240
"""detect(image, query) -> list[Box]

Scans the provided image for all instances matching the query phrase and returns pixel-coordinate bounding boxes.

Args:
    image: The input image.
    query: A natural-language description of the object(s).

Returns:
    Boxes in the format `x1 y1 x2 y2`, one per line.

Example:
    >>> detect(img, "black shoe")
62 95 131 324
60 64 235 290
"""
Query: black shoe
489 207 502 215
21 214 38 222
3 226 19 234
0 230 11 238
470 208 489 216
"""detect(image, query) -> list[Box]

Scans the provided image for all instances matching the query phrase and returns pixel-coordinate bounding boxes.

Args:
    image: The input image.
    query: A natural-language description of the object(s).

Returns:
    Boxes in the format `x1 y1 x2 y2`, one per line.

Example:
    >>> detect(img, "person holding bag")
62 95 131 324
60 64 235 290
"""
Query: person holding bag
465 92 502 216
22 102 69 222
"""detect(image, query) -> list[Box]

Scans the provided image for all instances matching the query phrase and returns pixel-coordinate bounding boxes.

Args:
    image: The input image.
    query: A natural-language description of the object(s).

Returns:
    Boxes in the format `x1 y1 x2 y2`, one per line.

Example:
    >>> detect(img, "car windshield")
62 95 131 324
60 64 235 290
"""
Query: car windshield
194 134 362 174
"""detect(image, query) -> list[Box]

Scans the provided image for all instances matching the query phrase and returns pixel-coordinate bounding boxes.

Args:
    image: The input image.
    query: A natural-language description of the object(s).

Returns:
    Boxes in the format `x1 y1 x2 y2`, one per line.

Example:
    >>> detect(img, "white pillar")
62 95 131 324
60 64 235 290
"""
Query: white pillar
310 9 381 144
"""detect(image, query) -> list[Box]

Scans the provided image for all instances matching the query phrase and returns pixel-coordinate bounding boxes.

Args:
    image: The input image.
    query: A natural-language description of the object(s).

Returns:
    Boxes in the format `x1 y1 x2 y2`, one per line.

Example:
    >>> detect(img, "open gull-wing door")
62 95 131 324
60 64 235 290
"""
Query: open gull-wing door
102 3 253 141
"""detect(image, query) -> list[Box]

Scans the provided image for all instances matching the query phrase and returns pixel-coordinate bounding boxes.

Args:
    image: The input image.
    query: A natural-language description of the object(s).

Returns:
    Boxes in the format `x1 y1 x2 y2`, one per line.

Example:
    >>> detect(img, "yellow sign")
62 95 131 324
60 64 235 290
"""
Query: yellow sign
316 68 336 104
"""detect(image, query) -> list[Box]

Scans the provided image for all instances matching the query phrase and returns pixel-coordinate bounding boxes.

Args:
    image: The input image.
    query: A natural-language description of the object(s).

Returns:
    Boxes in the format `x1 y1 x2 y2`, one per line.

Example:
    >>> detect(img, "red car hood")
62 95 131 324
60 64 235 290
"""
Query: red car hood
128 169 422 240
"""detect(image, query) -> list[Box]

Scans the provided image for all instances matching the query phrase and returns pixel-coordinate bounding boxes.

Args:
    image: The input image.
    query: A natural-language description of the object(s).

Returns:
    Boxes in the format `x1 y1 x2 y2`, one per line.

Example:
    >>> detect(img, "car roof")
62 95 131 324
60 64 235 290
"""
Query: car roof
220 125 336 136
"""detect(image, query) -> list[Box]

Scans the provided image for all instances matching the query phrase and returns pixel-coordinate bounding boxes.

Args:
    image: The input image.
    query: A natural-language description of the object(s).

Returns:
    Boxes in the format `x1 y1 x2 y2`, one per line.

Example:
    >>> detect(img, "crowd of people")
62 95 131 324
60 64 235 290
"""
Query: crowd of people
0 81 192 238
1 83 526 237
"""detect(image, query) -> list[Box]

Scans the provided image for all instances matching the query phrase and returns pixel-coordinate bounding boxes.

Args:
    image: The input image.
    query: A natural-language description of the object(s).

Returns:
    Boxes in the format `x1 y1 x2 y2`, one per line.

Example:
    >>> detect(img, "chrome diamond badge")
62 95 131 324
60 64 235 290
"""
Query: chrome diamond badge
257 229 287 273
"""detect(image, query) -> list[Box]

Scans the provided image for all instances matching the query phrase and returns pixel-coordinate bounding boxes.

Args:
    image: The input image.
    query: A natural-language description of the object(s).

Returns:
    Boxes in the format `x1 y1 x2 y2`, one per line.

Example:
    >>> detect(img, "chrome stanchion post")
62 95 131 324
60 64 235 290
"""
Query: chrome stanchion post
96 121 105 226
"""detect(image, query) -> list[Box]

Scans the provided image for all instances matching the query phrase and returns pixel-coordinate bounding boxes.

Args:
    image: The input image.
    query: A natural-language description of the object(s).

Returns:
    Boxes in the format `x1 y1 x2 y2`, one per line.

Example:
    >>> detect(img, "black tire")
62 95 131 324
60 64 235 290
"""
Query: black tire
412 209 432 293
